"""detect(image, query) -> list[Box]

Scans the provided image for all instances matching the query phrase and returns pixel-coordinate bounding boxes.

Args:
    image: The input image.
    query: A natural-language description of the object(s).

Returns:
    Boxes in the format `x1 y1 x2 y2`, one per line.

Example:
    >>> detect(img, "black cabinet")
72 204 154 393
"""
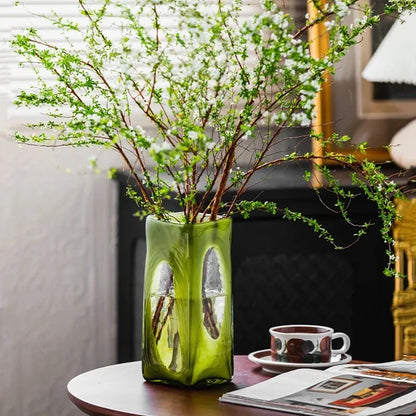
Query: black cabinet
230 189 394 362
117 181 394 364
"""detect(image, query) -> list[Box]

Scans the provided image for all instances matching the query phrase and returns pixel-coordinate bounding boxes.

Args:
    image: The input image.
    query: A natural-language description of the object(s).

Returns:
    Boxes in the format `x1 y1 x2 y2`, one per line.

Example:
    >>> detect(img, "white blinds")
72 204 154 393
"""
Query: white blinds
0 1 117 132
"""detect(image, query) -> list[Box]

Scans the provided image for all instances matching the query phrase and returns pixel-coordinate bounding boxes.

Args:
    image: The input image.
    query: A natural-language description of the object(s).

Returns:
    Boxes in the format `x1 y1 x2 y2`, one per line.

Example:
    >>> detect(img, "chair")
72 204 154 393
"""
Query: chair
392 198 416 359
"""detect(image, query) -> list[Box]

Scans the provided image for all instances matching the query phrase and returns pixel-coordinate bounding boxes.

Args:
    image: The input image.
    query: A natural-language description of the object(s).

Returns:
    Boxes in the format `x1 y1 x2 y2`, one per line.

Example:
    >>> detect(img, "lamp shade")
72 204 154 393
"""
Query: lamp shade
362 12 416 85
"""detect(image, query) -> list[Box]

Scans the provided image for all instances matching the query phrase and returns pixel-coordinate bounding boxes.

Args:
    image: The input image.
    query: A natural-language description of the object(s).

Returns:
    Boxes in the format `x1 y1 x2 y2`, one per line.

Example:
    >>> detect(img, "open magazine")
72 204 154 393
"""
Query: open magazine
219 360 416 416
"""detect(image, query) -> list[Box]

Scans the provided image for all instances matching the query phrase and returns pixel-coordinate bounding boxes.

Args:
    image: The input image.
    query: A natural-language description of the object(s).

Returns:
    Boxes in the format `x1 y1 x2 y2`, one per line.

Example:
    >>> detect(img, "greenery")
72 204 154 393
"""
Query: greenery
11 0 416 277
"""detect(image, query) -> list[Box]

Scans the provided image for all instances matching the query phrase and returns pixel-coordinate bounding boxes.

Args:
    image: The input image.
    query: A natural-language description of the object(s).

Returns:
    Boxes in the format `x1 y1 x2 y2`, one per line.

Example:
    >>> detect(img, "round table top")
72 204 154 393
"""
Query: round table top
67 355 279 416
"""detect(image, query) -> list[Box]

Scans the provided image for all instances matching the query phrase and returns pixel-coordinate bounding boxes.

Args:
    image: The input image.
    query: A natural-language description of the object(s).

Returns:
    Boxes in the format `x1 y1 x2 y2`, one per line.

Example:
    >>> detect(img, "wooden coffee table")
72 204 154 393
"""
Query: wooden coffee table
67 355 284 416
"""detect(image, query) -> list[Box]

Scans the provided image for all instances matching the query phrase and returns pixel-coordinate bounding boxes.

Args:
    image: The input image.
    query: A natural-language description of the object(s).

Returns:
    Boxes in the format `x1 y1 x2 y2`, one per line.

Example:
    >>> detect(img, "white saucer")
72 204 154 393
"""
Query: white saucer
248 349 352 374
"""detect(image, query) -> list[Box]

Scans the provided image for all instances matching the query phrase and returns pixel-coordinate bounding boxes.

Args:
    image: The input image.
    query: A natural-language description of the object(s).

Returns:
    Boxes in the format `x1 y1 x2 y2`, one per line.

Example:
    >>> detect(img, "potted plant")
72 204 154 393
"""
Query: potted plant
11 0 415 386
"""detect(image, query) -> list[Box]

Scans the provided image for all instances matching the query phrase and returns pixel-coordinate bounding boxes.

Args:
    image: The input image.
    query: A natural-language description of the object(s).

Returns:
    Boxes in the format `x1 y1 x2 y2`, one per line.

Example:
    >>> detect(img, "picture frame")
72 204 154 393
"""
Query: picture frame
308 378 359 394
317 2 415 164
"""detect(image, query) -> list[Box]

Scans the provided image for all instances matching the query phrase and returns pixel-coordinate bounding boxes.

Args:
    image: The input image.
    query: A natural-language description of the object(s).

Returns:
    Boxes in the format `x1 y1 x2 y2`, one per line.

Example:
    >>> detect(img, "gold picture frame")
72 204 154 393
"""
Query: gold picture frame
309 1 415 166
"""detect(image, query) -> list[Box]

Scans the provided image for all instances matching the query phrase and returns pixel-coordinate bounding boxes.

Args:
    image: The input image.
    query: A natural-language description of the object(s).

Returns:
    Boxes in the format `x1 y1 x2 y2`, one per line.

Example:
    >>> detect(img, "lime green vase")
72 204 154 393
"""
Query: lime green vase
142 214 233 386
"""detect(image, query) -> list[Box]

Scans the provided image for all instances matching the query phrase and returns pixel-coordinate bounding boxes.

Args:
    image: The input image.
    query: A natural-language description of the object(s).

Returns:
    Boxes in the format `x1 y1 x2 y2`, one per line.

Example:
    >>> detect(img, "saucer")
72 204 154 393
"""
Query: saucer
248 349 352 374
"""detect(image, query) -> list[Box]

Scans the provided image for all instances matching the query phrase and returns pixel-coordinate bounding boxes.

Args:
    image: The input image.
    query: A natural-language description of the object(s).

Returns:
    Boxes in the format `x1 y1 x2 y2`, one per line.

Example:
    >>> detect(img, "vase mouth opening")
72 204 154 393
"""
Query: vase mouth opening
149 212 230 225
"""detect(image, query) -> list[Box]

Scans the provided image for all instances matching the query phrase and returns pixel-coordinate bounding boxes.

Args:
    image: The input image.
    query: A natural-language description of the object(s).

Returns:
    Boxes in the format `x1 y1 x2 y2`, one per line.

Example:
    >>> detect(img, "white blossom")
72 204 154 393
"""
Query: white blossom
150 141 172 153
335 0 350 17
292 112 311 127
324 20 336 30
188 131 199 141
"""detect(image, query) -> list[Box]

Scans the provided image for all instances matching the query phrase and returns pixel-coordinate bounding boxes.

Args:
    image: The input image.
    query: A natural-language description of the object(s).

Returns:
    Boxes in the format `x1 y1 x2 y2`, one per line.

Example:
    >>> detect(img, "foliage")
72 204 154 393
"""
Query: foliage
11 0 416 277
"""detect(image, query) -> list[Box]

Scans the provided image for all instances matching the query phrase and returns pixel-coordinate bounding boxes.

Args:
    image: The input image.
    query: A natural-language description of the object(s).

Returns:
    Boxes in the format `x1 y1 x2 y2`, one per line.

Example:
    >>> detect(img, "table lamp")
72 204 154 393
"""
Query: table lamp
362 11 416 170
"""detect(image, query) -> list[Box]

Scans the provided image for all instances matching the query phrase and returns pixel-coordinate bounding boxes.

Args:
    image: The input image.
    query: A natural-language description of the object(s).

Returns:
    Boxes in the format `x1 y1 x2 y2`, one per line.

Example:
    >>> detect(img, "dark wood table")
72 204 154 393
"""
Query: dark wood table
67 355 281 416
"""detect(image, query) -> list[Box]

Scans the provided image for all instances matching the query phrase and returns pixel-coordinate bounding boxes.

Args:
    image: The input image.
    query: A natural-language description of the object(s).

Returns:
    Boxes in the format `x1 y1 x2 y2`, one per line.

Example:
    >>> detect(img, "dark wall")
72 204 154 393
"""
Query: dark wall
117 180 394 364
230 189 394 362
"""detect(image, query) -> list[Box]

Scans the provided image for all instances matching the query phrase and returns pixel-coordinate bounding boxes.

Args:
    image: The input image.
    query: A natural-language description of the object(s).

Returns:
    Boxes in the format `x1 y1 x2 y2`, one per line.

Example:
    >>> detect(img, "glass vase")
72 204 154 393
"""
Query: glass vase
142 214 233 386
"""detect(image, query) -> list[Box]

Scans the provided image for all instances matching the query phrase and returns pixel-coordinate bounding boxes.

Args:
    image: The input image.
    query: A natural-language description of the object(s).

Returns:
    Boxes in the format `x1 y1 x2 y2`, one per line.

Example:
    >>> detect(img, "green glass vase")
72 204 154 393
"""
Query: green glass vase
142 214 233 386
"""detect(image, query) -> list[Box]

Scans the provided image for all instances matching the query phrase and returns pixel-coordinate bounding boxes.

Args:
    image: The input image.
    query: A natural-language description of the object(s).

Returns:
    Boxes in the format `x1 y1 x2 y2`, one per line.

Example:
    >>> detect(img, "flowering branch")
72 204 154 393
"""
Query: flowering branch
10 0 416 277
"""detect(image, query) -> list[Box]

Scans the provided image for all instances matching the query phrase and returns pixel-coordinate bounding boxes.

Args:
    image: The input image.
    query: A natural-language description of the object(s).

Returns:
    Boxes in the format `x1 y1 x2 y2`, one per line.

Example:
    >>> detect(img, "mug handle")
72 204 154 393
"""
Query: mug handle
332 332 351 354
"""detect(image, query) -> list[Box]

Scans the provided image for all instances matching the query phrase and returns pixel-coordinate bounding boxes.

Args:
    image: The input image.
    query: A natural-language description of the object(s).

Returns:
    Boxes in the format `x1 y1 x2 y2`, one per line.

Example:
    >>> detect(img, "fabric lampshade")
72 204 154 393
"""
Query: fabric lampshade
362 12 416 85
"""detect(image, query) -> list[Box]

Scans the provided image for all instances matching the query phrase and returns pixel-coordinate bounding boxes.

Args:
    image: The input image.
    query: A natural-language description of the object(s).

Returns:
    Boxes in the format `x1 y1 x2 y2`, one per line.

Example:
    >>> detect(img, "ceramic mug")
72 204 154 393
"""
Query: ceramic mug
269 324 350 364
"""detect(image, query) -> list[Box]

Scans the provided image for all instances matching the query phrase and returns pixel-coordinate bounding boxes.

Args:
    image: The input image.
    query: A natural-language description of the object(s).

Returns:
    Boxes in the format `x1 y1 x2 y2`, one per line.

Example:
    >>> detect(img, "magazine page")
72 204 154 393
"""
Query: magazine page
220 368 416 416
327 361 416 384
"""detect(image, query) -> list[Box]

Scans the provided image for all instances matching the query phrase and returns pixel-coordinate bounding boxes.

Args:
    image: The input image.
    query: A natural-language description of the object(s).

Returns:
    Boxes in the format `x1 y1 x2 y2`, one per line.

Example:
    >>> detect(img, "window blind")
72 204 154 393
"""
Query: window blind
0 0 120 132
